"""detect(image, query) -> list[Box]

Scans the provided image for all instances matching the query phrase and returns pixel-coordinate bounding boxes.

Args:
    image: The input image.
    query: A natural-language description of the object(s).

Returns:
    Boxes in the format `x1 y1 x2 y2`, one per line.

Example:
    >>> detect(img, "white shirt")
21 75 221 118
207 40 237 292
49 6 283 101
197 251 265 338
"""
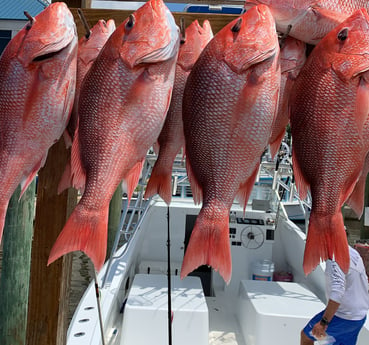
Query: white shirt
325 246 369 320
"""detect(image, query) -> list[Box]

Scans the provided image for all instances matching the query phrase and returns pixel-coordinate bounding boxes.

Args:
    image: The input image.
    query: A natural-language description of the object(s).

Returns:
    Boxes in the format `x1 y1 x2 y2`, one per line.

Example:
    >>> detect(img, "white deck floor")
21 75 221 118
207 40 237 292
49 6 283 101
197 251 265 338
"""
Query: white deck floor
207 292 246 345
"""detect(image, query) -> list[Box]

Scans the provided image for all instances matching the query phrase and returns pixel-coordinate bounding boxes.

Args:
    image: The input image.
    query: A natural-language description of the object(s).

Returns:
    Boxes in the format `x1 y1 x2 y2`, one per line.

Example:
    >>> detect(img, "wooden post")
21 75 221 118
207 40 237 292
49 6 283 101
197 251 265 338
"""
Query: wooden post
0 182 36 345
26 140 77 345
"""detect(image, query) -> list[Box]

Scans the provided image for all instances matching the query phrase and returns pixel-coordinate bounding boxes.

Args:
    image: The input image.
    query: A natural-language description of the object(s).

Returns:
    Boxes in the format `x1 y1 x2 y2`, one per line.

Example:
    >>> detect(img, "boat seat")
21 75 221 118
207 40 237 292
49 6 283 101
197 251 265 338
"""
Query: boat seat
238 280 325 345
120 274 209 345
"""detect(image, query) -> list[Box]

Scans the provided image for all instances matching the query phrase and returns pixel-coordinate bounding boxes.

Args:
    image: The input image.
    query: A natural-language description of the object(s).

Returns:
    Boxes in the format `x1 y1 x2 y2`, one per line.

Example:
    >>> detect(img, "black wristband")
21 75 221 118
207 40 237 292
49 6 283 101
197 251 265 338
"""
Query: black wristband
320 316 329 327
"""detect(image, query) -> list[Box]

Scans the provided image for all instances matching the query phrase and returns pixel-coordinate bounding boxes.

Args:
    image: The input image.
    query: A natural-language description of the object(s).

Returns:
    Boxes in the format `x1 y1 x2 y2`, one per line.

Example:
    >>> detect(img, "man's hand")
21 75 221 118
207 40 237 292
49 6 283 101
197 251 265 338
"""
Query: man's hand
311 321 328 339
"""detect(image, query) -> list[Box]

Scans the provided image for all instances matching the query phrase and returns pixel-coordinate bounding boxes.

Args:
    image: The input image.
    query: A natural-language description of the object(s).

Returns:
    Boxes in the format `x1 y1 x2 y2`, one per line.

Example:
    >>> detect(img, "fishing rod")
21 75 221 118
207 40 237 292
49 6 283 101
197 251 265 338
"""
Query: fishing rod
93 271 106 345
167 205 173 345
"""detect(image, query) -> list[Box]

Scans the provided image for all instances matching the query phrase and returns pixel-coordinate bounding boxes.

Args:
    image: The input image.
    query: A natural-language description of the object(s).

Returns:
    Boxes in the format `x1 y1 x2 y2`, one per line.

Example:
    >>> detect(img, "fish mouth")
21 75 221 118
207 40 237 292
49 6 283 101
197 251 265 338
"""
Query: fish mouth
135 8 179 65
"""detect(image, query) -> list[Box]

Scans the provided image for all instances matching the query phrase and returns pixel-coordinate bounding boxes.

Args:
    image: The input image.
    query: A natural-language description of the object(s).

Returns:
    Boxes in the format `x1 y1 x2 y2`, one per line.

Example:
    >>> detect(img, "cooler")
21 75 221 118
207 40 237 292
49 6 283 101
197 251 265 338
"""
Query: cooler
120 274 208 345
238 280 325 345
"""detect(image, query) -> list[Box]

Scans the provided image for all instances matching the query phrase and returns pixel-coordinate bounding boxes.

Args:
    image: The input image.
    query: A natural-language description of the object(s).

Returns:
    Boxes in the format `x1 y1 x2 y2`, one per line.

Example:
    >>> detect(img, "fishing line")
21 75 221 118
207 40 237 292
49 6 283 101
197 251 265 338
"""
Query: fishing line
167 205 173 345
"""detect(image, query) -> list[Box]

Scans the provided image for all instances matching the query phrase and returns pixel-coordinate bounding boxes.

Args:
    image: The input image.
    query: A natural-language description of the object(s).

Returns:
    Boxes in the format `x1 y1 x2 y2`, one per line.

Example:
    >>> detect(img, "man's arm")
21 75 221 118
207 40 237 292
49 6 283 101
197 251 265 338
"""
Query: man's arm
311 299 340 338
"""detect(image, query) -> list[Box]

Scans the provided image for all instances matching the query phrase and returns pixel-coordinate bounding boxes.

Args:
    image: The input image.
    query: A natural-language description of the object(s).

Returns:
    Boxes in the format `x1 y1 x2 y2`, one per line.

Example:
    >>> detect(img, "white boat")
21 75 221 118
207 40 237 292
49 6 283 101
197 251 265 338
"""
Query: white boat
66 157 369 345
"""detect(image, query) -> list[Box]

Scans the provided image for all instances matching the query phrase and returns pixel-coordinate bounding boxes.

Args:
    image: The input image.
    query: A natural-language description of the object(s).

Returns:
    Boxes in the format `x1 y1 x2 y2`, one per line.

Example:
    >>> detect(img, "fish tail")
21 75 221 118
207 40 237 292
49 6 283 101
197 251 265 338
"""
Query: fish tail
48 204 108 271
144 166 172 205
181 205 231 283
303 211 349 275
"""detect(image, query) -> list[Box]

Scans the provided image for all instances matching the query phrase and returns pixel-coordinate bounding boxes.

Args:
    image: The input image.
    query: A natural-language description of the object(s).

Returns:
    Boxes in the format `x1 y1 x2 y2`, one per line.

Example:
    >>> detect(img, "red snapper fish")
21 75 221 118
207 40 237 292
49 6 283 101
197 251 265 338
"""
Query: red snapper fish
0 2 77 242
66 18 116 141
290 8 369 275
181 5 280 283
48 0 179 271
269 36 306 158
144 19 213 204
244 0 369 45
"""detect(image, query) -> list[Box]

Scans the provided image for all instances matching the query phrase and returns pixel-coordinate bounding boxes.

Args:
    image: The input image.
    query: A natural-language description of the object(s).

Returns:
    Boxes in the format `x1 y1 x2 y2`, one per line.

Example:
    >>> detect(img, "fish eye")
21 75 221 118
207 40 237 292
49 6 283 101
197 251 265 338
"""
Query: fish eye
337 28 348 41
125 14 135 31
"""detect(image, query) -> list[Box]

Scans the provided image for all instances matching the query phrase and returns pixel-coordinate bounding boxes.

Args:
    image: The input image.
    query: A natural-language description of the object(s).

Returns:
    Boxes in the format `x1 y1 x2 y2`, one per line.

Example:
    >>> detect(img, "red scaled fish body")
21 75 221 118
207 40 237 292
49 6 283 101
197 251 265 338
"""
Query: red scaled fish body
67 19 116 140
181 5 280 283
48 0 179 271
269 36 306 158
0 2 77 242
290 8 369 275
244 0 369 45
144 19 213 204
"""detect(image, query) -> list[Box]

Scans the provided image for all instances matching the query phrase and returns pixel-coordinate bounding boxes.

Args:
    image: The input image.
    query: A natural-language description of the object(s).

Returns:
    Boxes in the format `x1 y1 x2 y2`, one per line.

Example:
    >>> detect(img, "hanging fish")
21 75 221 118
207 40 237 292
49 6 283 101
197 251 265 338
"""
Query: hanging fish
0 2 77 243
290 8 369 274
181 5 280 283
269 36 306 158
144 19 213 205
48 0 179 271
66 17 116 141
244 0 369 45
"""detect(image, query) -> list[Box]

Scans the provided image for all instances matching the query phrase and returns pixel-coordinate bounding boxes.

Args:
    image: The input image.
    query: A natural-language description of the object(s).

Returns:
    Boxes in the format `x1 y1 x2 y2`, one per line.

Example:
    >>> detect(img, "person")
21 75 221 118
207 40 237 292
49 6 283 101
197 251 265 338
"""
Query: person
301 245 369 345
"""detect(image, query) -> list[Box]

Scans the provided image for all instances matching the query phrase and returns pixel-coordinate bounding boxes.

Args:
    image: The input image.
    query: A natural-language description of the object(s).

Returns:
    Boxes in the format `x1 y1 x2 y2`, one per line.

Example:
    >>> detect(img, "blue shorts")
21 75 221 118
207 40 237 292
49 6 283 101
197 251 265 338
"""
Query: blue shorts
303 310 366 345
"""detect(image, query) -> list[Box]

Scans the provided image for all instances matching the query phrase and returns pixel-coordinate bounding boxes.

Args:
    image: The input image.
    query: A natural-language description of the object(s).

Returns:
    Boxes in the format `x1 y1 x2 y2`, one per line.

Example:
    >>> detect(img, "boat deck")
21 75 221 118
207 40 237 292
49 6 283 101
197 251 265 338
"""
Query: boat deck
207 292 246 345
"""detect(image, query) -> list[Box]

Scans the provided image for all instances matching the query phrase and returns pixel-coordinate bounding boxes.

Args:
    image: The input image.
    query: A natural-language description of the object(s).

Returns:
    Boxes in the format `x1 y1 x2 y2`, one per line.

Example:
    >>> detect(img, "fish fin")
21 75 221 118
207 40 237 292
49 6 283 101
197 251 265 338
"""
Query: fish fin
303 211 349 275
181 205 231 283
346 154 369 219
236 165 260 211
58 160 72 195
292 150 309 200
346 178 365 219
63 129 73 149
48 204 108 271
123 159 144 202
186 157 202 205
354 75 369 135
269 129 285 160
144 163 172 205
0 201 9 243
19 156 46 199
152 141 160 155
70 131 86 193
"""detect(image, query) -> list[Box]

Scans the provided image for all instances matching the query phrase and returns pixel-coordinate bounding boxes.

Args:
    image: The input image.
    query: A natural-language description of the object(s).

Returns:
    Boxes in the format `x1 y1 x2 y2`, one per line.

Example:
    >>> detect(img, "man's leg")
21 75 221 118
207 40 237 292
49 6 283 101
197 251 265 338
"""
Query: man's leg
300 330 314 345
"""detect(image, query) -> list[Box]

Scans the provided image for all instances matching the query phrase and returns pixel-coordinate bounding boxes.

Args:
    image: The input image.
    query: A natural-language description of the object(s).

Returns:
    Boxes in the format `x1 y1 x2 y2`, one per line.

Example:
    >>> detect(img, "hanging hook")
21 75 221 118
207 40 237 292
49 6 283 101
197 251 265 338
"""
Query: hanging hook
231 18 242 33
180 17 186 44
77 8 91 39
24 11 35 30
